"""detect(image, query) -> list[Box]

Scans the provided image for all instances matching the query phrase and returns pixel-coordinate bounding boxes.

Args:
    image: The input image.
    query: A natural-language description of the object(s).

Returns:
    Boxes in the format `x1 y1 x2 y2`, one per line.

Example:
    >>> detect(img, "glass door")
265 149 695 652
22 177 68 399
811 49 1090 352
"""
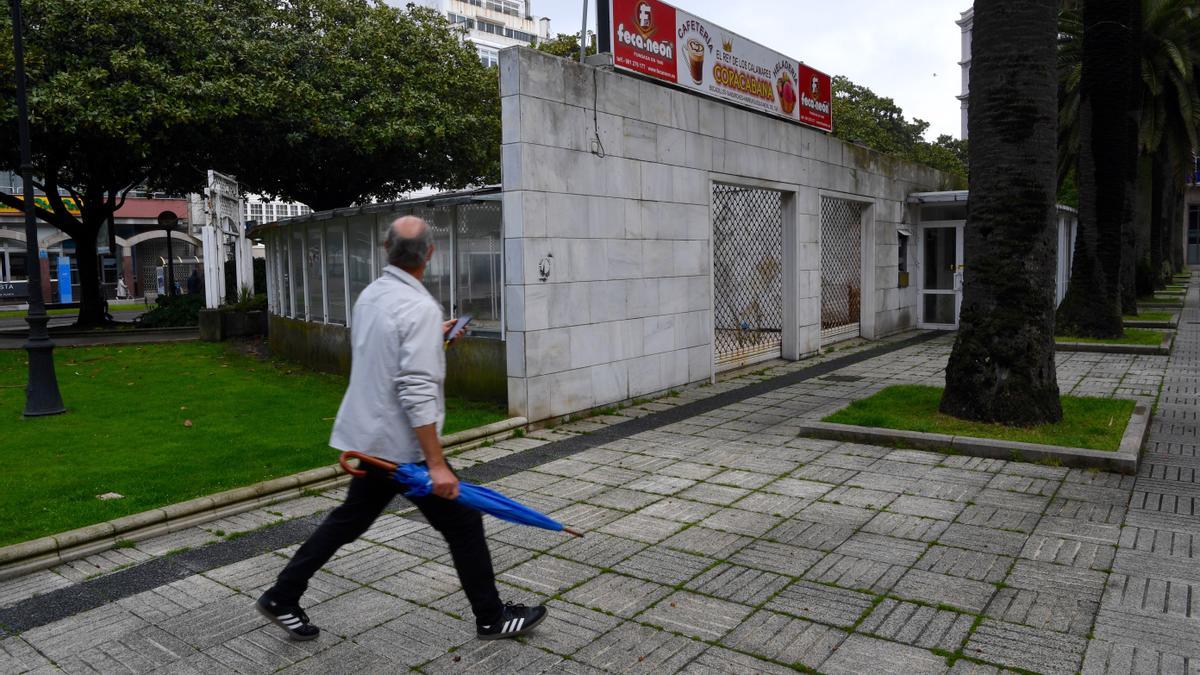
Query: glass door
919 223 964 328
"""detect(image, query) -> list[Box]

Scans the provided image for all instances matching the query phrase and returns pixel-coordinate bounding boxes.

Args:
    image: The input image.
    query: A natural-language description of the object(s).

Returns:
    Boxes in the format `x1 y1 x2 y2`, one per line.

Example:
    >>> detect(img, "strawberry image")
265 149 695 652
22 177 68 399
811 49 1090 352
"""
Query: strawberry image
778 74 797 114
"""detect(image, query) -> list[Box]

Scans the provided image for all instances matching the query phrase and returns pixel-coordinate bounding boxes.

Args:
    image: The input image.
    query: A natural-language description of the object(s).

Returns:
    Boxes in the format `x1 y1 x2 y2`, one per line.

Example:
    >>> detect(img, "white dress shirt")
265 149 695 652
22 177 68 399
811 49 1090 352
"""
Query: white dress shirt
330 265 445 465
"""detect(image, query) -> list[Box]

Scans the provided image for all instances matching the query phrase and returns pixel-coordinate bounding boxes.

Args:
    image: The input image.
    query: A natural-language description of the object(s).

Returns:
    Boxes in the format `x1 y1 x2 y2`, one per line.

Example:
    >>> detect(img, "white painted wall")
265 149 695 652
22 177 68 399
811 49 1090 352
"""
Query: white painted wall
501 47 960 422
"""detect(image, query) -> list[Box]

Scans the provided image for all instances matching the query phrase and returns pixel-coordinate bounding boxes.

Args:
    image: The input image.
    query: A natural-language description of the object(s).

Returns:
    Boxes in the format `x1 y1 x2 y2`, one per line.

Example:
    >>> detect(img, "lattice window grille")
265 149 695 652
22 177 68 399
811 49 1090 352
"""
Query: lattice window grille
712 184 785 368
820 197 864 343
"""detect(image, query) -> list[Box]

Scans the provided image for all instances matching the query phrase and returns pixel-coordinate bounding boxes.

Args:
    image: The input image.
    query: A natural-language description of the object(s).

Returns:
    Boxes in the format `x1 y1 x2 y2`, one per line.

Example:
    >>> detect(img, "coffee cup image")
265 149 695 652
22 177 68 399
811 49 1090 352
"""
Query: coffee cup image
686 38 705 84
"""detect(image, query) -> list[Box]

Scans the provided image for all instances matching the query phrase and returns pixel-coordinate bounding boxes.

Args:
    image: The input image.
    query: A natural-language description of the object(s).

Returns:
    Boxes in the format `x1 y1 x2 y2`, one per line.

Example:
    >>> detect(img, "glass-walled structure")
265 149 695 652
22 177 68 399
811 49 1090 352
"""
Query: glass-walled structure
256 187 503 335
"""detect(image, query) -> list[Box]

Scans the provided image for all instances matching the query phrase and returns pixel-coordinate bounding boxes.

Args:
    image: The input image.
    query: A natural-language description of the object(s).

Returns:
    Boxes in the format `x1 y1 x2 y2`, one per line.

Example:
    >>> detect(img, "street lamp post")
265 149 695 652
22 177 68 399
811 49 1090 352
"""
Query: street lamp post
159 210 178 297
9 0 64 416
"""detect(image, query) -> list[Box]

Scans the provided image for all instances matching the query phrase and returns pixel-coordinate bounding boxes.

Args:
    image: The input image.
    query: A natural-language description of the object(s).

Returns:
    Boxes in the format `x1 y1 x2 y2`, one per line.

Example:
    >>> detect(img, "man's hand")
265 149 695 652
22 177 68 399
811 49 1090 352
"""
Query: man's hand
428 462 460 500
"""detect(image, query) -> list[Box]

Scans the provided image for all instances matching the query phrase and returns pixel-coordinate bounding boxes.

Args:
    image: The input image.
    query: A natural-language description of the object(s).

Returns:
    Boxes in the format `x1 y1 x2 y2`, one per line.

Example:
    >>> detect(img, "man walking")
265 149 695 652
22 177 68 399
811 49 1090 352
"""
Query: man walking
257 215 547 641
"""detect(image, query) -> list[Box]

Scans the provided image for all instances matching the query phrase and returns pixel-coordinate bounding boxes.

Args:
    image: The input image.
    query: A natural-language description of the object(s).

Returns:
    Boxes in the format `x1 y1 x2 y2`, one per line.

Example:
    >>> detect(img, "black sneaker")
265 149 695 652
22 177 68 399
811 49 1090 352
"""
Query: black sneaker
256 594 320 641
476 602 548 640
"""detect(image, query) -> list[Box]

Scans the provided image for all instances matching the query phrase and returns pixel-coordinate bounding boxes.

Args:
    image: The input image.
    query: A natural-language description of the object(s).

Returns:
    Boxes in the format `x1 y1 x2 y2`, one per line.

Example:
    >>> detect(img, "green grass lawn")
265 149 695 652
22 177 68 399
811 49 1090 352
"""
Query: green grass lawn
1139 295 1184 304
1124 311 1175 322
824 385 1133 451
1057 328 1164 346
0 303 147 320
0 342 506 546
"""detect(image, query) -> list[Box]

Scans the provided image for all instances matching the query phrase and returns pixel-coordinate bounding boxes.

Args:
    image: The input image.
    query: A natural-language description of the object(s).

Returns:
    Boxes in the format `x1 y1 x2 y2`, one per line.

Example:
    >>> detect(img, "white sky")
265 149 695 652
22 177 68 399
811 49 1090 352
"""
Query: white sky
536 0 969 140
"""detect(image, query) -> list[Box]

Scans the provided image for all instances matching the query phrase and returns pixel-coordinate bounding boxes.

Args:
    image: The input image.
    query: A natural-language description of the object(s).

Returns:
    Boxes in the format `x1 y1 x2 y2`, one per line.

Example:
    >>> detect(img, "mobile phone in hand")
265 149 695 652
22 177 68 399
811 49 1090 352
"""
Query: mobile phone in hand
444 315 473 347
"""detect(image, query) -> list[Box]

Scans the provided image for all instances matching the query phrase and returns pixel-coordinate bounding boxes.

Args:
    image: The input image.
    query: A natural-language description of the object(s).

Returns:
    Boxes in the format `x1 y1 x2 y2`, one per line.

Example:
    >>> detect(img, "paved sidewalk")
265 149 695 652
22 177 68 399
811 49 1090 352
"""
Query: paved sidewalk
0 278 1193 674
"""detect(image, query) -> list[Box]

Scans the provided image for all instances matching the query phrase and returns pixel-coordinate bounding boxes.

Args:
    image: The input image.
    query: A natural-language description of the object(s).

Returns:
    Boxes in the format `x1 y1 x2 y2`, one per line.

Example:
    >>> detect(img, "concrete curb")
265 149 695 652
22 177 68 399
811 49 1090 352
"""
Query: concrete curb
0 416 527 581
1124 312 1179 330
1055 331 1174 356
799 402 1149 474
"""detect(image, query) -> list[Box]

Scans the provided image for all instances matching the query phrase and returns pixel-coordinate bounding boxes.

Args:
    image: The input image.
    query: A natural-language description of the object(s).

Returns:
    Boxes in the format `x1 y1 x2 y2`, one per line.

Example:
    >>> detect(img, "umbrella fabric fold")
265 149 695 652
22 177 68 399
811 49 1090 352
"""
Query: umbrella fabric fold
339 451 583 538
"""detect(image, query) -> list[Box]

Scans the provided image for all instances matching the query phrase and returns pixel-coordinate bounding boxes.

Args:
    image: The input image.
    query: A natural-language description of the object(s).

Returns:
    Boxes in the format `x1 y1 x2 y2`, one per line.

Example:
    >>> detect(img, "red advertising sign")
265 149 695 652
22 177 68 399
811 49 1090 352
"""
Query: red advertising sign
611 0 678 83
605 0 833 133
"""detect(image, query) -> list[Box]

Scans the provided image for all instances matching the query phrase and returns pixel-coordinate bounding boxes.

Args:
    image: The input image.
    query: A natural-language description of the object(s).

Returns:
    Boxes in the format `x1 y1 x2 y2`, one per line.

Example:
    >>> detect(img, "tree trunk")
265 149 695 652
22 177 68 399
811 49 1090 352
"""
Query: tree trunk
1134 155 1155 297
1150 158 1166 289
1055 0 1132 338
71 227 107 328
1119 0 1142 317
940 0 1063 425
1169 183 1185 272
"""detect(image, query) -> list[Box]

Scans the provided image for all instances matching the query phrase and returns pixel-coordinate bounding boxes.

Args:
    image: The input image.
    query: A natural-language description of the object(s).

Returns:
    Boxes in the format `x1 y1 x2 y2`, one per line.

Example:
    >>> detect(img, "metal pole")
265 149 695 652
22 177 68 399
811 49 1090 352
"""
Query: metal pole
166 223 174 296
10 0 64 416
579 0 588 63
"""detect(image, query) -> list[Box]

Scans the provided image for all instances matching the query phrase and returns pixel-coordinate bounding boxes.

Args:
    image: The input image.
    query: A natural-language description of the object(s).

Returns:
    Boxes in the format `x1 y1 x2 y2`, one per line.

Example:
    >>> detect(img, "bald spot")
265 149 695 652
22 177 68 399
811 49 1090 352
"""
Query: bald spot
390 215 428 239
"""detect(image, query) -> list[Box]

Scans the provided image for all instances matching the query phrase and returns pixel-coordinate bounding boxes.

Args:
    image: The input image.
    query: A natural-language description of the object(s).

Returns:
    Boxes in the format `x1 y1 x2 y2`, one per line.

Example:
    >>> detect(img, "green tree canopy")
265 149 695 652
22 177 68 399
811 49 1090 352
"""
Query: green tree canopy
831 75 967 178
229 1 501 211
0 0 274 326
536 32 597 60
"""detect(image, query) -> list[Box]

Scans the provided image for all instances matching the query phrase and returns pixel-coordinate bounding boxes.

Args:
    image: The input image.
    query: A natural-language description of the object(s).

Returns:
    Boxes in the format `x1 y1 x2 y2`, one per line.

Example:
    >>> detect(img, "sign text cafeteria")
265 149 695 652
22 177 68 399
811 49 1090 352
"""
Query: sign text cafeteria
604 0 833 133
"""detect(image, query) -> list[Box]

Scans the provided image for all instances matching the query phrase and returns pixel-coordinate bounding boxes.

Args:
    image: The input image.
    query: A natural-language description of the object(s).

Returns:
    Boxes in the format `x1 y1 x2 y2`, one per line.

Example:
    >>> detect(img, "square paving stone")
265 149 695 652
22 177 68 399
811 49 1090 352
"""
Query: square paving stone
889 496 966 522
698 507 783 537
1080 637 1197 675
536 478 610 501
360 513 428 545
598 513 686 544
972 488 1051 514
729 540 824 577
54 625 197 674
764 477 835 500
765 579 874 628
611 546 709 588
732 491 813 517
637 590 753 641
549 532 647 567
371 562 462 605
550 503 628 531
938 524 1027 557
1020 534 1115 570
499 554 600 595
1056 482 1135 505
765 518 855 551
116 574 237 624
521 600 623 657
719 609 846 669
676 482 752 505
845 472 923 495
963 619 1087 675
430 580 546 623
941 456 1008 474
1101 573 1200 619
420 636 564 674
356 605 475 668
562 573 672 618
276 639 394 674
572 621 707 673
577 466 648 488
983 587 1098 636
834 533 929 567
686 645 797 674
585 488 663 512
685 564 790 605
791 464 859 485
866 459 936 479
1090 607 1200 668
985 473 1059 497
202 624 337 674
636 498 722 523
659 461 723 480
309 586 417 639
891 569 996 614
822 485 900 510
905 479 982 502
954 504 1041 533
814 452 879 471
155 595 262 652
915 545 1012 583
1004 559 1107 599
803 552 905 594
1045 497 1126 524
0 637 55 673
322 545 423 584
863 512 951 543
797 501 879 528
819 633 949 675
709 469 777 489
859 598 974 652
661 526 752 558
625 474 697 496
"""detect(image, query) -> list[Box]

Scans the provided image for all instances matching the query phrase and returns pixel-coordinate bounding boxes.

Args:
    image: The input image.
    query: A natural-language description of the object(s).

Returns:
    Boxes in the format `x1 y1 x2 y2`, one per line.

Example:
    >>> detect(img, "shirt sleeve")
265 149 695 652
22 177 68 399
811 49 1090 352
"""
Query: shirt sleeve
394 301 444 428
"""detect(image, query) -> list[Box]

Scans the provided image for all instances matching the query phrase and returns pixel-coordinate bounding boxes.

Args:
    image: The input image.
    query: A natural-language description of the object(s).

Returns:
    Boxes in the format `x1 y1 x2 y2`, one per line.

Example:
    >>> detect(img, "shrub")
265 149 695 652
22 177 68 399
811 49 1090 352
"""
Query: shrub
136 293 204 327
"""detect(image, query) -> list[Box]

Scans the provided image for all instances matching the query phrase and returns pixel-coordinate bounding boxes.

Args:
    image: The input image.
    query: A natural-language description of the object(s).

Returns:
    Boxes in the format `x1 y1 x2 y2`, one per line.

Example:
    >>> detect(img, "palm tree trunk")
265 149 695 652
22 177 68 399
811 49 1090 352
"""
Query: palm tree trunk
1150 157 1167 288
1119 0 1142 317
941 0 1063 425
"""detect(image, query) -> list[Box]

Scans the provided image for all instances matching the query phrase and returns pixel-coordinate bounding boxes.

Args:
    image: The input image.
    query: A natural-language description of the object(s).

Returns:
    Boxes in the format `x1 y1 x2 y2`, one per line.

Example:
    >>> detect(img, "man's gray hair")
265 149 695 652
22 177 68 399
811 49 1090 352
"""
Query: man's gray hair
385 216 433 269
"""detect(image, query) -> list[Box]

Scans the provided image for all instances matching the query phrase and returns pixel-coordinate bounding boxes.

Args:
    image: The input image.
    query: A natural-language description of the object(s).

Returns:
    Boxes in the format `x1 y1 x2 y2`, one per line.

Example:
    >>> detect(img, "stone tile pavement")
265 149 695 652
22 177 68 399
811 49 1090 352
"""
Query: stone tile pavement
0 277 1195 674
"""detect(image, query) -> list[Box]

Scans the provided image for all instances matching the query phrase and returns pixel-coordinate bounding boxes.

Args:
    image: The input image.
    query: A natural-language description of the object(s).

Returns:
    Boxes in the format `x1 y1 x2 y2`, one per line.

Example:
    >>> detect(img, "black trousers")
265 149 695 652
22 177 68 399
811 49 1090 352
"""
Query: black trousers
266 466 504 626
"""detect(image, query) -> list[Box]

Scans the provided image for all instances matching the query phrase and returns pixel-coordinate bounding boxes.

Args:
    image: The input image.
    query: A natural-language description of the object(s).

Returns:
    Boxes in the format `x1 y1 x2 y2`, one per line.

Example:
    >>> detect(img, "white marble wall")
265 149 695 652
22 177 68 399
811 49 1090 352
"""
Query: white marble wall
501 47 958 421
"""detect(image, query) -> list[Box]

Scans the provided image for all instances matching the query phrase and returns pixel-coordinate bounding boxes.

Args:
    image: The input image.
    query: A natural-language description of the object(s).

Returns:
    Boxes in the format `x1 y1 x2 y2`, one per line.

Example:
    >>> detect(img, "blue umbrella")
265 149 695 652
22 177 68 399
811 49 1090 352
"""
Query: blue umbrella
339 451 584 537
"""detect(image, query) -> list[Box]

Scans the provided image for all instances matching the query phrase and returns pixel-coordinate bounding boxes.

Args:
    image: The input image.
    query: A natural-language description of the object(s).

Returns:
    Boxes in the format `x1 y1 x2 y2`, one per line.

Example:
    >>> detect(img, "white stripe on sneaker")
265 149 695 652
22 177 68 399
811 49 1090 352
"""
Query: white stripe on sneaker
514 617 524 632
278 614 294 621
283 619 302 628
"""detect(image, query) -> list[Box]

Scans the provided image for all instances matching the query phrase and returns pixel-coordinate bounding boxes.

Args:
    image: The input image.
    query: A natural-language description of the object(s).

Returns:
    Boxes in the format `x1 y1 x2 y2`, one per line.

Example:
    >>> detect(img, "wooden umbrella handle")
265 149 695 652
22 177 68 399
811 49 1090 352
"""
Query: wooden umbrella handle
338 451 398 477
